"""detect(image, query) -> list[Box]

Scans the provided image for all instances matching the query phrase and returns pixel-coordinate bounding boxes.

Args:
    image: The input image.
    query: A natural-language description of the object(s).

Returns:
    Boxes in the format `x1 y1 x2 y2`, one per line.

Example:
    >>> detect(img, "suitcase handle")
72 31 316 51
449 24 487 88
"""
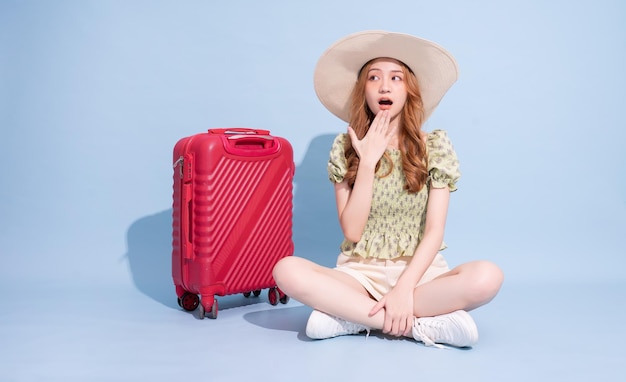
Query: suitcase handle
181 184 193 259
221 134 281 156
207 128 281 156
222 134 280 157
227 134 274 141
208 128 270 136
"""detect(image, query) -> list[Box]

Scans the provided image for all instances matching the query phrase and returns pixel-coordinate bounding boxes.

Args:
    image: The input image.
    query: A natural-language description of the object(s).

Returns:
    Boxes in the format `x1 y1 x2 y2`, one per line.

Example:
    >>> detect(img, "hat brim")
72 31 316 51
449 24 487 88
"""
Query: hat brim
313 30 459 123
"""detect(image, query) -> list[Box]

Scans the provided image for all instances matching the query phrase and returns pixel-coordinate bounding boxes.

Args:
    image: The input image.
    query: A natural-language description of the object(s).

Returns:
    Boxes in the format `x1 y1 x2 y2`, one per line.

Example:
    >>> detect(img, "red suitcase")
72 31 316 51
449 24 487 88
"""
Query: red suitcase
172 128 294 319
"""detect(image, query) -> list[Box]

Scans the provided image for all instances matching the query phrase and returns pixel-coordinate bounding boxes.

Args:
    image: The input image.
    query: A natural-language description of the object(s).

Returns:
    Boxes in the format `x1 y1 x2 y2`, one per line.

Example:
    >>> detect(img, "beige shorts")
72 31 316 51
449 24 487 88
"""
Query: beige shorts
334 253 450 301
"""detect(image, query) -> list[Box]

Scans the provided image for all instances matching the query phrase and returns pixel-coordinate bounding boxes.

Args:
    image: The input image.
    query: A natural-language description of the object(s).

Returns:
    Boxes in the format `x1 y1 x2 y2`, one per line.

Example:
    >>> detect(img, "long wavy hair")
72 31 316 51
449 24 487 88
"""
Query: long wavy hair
343 58 429 193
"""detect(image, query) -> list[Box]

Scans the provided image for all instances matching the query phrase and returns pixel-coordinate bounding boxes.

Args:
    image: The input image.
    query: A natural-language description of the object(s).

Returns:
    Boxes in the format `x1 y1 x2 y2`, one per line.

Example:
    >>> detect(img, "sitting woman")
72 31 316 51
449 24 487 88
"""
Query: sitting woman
273 30 504 348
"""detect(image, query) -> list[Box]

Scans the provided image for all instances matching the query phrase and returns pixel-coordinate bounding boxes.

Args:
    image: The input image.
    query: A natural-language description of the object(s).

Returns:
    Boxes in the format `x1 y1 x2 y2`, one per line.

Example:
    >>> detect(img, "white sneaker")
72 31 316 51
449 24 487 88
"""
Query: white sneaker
305 310 369 339
412 310 479 348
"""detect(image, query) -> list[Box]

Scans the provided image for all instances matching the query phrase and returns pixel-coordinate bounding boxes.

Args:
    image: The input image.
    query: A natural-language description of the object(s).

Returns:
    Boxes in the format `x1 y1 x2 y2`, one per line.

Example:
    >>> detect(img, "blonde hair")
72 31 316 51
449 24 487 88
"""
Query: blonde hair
343 59 428 193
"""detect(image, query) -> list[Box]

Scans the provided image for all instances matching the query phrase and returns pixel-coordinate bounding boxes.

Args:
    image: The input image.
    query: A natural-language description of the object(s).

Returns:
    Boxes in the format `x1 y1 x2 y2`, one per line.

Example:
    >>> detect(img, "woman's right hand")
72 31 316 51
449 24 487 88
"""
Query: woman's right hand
347 110 393 168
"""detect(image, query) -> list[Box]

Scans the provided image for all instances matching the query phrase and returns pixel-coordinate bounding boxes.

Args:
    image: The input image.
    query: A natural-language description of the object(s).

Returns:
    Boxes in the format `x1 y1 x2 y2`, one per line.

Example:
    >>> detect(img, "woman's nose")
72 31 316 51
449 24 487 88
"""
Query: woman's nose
379 79 390 93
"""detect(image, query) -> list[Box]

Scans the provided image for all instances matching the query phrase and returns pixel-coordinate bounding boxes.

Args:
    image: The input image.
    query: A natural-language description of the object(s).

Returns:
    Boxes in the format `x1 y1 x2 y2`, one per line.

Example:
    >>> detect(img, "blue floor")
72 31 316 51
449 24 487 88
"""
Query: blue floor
1 279 624 381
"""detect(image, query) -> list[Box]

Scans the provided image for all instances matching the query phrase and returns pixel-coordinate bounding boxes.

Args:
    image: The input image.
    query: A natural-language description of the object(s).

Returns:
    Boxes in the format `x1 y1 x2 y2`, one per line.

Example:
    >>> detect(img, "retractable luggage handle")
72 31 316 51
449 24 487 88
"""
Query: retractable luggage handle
209 128 281 157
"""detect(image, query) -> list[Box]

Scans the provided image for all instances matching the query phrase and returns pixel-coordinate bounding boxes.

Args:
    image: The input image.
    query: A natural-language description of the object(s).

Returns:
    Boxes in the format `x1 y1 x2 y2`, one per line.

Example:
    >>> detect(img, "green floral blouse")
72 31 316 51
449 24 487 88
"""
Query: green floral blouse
327 129 461 259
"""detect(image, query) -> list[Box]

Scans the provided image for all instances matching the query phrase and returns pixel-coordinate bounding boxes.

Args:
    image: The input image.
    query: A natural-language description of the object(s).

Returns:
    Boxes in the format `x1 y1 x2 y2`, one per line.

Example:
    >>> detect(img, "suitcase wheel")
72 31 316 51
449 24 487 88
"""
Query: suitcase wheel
268 288 279 306
179 293 200 312
243 290 262 298
198 300 218 320
268 288 290 306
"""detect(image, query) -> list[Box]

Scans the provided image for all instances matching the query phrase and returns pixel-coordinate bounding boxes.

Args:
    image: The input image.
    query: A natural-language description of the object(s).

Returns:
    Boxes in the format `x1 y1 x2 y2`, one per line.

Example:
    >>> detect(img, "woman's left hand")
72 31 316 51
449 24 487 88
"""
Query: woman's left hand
369 286 415 337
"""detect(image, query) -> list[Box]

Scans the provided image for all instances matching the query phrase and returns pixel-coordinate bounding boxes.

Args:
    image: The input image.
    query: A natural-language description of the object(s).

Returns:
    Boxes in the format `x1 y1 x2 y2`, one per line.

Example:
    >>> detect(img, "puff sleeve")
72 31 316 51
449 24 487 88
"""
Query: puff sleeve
427 130 461 191
327 133 349 183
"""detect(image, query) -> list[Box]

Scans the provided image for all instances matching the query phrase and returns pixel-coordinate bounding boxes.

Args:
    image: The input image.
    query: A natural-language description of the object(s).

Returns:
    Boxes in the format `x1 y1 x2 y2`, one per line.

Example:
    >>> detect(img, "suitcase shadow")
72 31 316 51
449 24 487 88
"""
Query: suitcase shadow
124 133 344 311
292 134 344 267
124 209 178 309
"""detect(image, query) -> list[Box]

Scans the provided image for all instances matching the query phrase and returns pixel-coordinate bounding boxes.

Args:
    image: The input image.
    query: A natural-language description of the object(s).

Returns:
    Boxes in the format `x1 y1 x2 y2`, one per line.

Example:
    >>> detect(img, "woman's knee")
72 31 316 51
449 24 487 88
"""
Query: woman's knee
272 256 297 284
272 256 312 294
467 260 504 304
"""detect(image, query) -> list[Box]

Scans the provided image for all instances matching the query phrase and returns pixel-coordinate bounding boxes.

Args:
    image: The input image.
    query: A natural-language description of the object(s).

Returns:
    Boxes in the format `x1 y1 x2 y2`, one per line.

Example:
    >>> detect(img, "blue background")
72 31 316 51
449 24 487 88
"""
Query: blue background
1 1 624 381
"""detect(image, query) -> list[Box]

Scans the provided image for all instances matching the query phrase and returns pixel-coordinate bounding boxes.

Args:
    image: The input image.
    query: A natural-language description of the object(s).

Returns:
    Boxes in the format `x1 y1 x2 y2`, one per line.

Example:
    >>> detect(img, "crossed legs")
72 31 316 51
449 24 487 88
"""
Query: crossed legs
272 255 504 333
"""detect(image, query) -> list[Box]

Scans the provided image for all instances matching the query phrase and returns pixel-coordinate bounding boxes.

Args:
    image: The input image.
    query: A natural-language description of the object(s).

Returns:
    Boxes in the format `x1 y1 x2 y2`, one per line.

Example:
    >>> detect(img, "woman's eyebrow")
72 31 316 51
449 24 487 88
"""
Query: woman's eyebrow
367 68 404 74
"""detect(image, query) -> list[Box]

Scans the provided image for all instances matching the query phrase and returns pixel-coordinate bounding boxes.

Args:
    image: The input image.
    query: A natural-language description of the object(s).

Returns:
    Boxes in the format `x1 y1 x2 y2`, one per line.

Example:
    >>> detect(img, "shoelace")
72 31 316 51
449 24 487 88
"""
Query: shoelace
413 320 447 349
340 320 371 339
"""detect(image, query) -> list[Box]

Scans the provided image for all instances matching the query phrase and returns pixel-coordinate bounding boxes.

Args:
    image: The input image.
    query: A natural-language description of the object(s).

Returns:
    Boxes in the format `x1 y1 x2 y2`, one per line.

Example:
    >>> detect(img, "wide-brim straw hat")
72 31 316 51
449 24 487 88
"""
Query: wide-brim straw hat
313 30 459 123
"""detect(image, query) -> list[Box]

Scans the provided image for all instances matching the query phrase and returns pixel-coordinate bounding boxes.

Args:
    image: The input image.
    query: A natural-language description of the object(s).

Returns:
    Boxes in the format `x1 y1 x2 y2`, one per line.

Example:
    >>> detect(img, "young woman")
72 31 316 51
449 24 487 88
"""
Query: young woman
273 30 504 348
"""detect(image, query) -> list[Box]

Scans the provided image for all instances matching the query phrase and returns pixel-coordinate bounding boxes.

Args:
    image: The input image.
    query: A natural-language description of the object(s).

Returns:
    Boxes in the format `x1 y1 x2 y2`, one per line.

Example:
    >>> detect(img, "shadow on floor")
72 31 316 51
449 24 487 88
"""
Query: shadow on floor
243 304 312 340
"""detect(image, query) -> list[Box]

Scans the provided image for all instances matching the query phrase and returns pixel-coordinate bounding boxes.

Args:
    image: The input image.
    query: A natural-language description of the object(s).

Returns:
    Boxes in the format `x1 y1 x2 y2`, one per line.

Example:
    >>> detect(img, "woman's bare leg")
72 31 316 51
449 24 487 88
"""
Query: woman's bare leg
274 257 503 341
412 260 504 318
273 256 385 329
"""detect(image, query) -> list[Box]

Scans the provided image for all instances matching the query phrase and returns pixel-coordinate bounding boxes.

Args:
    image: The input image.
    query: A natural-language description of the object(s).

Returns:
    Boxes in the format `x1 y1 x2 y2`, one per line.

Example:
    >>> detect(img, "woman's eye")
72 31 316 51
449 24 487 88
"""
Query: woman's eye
392 75 403 81
368 75 380 81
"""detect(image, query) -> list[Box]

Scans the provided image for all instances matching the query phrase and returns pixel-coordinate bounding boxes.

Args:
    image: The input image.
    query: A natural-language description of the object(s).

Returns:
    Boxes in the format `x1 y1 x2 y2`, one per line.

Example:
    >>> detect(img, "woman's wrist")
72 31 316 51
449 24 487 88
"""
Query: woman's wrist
394 278 418 292
357 160 377 173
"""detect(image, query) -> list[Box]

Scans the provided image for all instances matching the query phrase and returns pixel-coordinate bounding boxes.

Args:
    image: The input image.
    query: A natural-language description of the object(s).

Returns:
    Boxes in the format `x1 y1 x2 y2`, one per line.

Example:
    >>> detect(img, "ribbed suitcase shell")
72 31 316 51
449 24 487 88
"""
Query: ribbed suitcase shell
172 128 294 318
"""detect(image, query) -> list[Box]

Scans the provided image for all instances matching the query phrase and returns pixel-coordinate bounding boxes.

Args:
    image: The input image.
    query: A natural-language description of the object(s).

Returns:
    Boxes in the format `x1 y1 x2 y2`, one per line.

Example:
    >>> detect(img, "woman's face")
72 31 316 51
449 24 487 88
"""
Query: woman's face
364 58 408 120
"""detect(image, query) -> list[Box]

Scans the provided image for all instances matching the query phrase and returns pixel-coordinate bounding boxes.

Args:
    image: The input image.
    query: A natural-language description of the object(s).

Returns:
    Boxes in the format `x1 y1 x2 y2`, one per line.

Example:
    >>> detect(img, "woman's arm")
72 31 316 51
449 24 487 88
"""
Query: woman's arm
395 186 450 290
334 164 376 242
335 110 392 242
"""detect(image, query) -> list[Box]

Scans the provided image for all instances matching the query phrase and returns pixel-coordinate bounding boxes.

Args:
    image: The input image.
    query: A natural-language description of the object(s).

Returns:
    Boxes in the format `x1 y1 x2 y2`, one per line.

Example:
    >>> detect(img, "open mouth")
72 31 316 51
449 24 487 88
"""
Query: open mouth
379 99 393 106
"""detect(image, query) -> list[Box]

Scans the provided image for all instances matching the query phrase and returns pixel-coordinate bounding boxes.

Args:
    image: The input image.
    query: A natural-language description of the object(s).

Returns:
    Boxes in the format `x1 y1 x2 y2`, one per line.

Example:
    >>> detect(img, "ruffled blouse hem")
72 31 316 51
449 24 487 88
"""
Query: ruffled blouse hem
339 232 419 260
340 237 448 260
